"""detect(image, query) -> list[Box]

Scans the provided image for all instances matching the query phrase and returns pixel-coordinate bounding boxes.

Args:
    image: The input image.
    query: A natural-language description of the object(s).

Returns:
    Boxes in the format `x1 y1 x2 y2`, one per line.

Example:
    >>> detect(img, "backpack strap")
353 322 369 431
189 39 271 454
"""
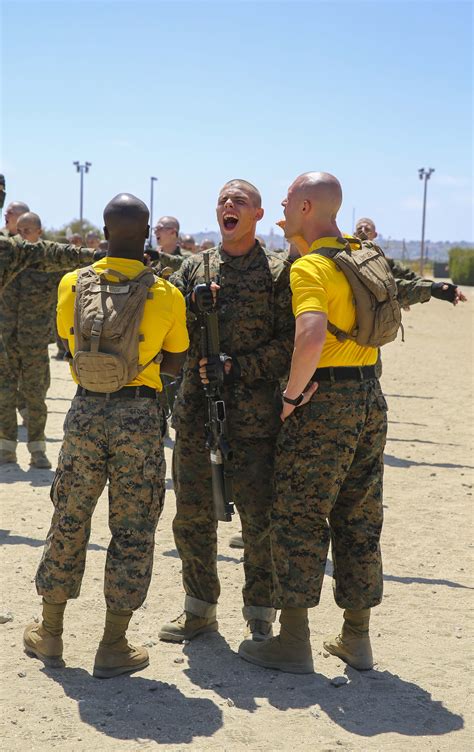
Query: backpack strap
308 240 359 342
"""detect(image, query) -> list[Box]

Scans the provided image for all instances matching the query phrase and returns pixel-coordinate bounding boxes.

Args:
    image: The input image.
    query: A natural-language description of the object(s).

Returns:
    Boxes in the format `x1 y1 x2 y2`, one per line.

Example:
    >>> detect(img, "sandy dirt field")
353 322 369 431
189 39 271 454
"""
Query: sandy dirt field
1 290 473 752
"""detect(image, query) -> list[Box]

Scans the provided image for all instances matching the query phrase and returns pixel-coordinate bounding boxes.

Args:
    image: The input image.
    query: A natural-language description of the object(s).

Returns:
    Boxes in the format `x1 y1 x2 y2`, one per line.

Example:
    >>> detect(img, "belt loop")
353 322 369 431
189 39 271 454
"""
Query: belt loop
105 393 110 402
358 366 363 380
329 367 335 384
135 387 140 399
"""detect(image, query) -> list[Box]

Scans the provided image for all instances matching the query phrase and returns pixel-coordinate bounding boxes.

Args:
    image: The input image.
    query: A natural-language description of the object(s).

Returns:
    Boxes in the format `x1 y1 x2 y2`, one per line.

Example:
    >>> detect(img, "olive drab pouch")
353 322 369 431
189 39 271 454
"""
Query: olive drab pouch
71 265 158 392
311 238 402 348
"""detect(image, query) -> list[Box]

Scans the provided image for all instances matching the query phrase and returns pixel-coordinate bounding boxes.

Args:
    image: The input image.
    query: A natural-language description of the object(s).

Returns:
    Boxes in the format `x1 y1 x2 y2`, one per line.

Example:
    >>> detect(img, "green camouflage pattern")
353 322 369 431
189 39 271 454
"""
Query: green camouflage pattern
36 395 165 611
169 242 293 613
152 245 191 275
271 378 387 611
388 258 433 307
0 236 93 293
173 429 276 608
171 242 294 440
0 265 74 450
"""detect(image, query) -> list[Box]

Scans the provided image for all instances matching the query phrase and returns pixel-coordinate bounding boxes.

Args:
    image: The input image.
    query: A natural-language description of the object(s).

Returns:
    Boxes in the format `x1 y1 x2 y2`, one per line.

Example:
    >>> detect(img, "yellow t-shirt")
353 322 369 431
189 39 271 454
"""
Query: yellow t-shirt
290 236 377 368
57 257 189 390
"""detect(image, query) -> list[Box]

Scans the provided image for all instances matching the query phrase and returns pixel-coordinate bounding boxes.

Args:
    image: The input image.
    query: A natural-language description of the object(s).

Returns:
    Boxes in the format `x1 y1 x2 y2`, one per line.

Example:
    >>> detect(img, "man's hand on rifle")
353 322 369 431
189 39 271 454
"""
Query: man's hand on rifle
188 281 220 314
199 354 241 386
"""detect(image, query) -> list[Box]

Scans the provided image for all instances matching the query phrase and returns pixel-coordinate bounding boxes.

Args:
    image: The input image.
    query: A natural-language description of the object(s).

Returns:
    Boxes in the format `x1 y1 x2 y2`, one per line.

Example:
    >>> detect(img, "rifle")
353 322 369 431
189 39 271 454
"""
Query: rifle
199 251 235 522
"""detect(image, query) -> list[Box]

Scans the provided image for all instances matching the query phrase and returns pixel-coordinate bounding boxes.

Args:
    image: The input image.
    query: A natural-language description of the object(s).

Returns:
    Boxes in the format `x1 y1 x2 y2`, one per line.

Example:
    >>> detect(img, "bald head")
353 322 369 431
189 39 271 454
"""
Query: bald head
291 172 342 219
103 193 149 258
17 212 42 243
282 172 342 248
222 179 262 208
5 201 30 233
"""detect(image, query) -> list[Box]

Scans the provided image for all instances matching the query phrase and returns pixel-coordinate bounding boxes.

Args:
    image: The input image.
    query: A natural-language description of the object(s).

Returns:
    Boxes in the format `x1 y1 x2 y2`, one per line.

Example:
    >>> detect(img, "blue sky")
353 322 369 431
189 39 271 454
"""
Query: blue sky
2 0 472 241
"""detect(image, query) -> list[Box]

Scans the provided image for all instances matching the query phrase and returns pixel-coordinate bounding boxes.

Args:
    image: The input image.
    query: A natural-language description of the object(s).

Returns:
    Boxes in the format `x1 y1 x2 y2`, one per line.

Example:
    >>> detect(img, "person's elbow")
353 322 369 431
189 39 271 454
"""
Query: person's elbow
160 349 187 377
296 311 327 353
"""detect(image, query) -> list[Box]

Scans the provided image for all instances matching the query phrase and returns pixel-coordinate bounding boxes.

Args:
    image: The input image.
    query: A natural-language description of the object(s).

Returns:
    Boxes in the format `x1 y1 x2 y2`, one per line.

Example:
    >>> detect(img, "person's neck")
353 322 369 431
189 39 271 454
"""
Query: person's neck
221 234 257 257
106 245 144 262
161 241 179 255
303 221 341 248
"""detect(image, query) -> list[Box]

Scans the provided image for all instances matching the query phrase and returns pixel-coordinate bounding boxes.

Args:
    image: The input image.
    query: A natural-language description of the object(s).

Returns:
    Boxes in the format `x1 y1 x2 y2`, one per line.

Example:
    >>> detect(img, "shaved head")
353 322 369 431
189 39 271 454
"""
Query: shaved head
155 216 180 233
16 212 42 242
104 193 149 235
17 212 42 230
282 172 343 248
6 201 30 216
355 217 377 240
103 193 149 258
222 179 262 208
291 172 342 220
4 201 30 233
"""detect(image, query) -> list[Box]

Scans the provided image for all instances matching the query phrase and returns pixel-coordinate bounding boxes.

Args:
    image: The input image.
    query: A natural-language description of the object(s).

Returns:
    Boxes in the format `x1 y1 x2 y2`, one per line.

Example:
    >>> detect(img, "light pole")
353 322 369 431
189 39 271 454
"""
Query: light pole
149 177 158 248
73 161 92 238
418 167 434 275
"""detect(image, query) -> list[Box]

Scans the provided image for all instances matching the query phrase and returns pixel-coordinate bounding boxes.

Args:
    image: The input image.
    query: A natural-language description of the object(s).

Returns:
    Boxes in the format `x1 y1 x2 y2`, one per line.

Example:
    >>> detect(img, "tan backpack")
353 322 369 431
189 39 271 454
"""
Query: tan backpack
311 237 402 348
71 265 159 392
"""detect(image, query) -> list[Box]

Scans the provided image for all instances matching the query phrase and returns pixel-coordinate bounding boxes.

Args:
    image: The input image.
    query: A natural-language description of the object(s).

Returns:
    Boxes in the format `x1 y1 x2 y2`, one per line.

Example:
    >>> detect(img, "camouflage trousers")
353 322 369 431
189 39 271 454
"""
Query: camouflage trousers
36 395 165 611
173 429 276 621
272 378 387 611
0 337 50 451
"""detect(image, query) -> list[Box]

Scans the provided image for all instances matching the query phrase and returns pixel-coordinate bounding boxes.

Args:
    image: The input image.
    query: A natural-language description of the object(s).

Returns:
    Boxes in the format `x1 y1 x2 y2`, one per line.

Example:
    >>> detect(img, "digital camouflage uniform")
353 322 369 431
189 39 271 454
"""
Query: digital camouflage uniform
0 236 93 295
388 258 433 308
0 237 93 453
36 395 165 610
0 268 62 453
272 378 387 610
152 245 191 275
170 242 293 621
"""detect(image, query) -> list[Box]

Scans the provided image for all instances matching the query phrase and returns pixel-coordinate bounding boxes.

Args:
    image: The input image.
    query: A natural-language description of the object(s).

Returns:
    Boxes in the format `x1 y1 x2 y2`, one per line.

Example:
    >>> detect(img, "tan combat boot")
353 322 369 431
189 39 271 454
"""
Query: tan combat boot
245 619 273 642
93 609 149 679
158 611 218 643
23 600 66 668
323 608 374 670
238 607 314 674
30 450 52 469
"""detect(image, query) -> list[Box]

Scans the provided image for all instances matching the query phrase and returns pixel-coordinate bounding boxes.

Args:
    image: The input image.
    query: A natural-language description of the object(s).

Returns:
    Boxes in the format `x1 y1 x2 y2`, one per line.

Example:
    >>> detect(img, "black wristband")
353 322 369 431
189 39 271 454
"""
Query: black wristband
282 393 304 406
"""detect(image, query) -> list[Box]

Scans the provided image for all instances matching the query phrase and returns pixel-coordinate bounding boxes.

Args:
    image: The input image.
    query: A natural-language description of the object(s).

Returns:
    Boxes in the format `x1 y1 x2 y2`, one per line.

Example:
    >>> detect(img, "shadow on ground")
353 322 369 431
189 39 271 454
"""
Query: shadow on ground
42 667 222 745
182 633 464 739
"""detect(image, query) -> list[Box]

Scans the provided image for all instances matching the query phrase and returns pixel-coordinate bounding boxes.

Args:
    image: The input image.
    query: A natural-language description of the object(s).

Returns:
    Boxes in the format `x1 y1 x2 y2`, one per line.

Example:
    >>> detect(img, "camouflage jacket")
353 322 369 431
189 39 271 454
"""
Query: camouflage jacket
387 258 433 307
170 242 294 439
0 237 94 294
0 268 64 350
152 245 191 275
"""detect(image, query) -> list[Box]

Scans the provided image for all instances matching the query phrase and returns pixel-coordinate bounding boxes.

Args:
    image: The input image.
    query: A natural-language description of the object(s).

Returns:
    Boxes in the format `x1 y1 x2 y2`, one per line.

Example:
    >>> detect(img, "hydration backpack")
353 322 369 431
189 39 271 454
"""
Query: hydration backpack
311 238 402 348
71 265 159 392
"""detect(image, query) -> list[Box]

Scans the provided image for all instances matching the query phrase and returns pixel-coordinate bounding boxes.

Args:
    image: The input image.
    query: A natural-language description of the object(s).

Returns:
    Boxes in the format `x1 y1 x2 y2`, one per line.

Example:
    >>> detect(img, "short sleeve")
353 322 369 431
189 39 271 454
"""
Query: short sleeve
290 257 330 317
162 286 189 353
56 271 77 340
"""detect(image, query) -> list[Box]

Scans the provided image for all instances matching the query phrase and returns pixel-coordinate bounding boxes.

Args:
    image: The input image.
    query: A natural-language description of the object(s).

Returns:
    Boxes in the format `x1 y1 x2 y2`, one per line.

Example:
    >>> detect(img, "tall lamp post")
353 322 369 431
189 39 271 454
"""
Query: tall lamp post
418 167 434 276
73 161 92 238
149 176 158 248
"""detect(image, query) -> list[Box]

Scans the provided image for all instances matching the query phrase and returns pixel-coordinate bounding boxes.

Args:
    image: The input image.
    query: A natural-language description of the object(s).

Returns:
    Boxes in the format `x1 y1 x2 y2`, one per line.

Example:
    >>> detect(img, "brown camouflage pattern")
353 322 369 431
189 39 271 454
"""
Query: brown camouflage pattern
271 378 387 611
173 429 276 607
36 395 165 611
169 242 293 611
0 269 62 449
0 236 93 293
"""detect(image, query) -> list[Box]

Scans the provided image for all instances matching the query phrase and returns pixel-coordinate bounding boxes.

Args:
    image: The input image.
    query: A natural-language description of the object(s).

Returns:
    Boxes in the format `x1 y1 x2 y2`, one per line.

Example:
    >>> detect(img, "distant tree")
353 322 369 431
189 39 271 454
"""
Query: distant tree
449 247 474 285
42 218 102 242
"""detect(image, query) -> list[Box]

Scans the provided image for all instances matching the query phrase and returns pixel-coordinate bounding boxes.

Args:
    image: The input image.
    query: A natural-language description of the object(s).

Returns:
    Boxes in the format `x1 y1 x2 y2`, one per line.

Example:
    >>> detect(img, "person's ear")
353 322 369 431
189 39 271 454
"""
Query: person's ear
256 207 264 221
103 226 109 240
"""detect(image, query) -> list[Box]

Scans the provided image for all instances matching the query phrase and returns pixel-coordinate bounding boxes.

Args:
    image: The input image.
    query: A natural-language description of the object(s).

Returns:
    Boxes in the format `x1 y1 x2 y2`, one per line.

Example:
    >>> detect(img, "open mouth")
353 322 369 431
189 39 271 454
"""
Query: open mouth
223 213 239 231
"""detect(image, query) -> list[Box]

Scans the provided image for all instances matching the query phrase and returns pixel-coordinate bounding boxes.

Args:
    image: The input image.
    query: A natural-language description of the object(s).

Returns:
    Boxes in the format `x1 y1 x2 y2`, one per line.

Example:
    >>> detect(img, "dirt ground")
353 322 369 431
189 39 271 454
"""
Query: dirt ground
1 290 473 752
